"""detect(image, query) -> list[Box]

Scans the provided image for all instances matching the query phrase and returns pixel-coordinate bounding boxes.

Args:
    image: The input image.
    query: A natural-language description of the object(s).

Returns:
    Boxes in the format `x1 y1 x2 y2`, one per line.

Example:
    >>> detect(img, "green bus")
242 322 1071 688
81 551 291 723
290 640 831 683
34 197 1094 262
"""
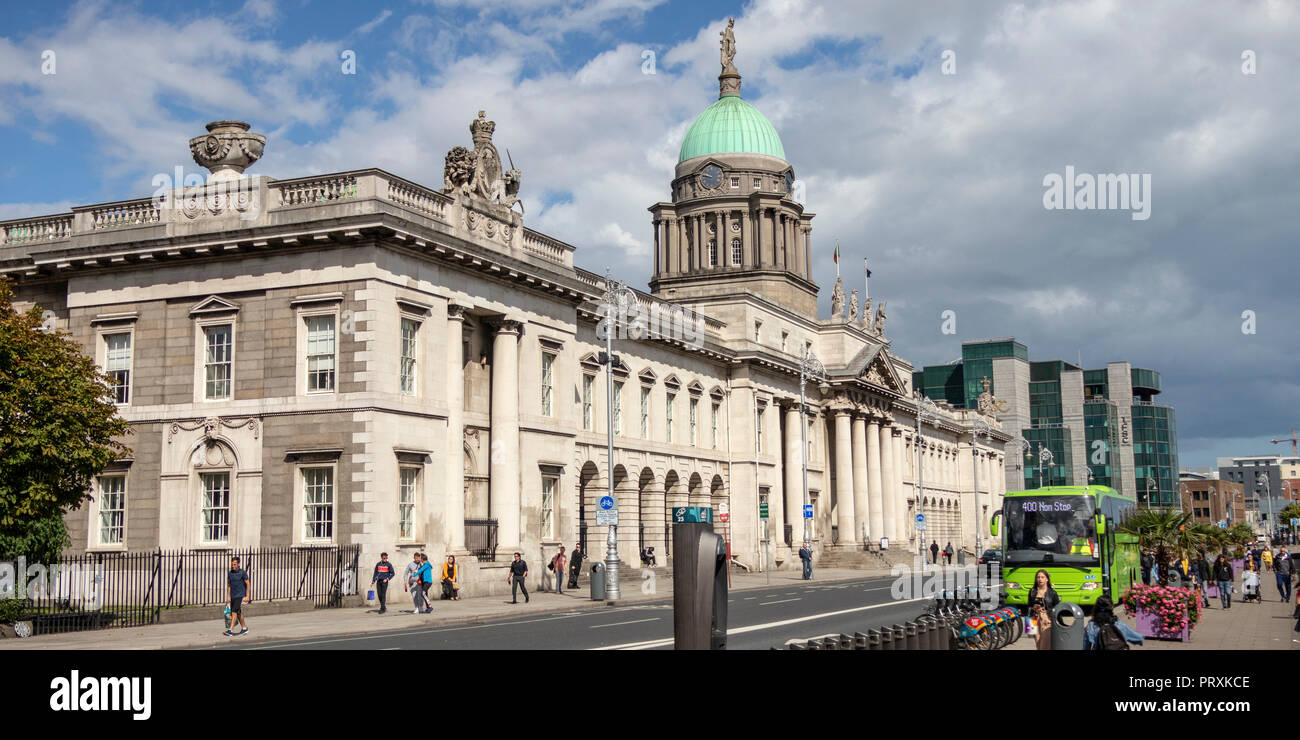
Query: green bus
990 485 1140 609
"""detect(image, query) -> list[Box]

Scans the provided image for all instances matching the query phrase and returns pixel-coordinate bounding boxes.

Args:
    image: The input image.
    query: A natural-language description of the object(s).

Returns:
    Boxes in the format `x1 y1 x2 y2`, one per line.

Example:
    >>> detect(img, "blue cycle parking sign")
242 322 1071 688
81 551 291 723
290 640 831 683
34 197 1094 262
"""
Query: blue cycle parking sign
599 496 614 510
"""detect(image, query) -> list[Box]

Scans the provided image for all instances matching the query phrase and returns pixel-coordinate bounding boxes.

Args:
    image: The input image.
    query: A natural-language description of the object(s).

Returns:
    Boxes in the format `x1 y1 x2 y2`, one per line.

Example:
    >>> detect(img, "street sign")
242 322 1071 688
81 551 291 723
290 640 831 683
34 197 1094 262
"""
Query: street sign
1219 521 1227 529
673 506 712 523
915 513 926 524
916 523 927 531
596 510 618 526
719 513 730 522
1292 518 1299 527
599 496 614 510
718 502 729 516
759 504 769 519
803 504 814 519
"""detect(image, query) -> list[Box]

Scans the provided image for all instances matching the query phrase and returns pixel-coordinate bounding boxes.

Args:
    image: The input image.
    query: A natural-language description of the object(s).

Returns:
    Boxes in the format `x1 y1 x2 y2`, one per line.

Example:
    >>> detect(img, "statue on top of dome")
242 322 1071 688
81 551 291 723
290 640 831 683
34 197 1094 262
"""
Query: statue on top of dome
720 17 737 75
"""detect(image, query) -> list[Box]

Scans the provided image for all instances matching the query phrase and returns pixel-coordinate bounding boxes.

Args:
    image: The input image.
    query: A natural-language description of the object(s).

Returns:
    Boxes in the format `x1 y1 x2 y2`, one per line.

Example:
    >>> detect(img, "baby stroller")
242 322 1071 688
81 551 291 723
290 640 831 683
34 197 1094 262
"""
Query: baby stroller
1241 570 1262 603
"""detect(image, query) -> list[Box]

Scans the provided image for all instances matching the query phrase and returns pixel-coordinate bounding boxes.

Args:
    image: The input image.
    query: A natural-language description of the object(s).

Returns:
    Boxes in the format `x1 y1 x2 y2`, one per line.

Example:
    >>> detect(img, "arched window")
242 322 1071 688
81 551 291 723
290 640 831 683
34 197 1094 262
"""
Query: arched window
708 239 718 266
731 237 742 265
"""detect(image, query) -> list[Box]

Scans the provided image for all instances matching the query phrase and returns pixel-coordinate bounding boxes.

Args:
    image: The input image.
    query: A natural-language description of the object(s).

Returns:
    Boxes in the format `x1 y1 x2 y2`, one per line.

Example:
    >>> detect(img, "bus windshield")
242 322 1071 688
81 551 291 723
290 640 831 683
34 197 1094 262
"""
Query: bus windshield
1004 495 1098 566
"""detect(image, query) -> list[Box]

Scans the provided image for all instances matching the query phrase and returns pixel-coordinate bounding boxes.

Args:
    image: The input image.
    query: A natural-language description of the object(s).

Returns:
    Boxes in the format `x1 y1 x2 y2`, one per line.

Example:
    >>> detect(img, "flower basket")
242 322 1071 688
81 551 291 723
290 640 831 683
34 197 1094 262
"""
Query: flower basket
1120 584 1201 641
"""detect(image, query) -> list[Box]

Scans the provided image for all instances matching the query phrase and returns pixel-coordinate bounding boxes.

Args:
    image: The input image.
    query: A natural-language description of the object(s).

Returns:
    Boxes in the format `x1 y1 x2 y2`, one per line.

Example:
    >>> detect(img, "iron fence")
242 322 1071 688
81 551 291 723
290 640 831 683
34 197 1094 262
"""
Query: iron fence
465 519 498 562
1 545 360 635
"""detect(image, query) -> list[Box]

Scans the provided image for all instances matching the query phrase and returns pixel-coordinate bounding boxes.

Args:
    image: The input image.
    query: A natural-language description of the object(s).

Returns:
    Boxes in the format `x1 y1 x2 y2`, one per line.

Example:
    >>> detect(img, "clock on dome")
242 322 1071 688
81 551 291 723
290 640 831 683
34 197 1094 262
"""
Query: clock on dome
700 164 723 189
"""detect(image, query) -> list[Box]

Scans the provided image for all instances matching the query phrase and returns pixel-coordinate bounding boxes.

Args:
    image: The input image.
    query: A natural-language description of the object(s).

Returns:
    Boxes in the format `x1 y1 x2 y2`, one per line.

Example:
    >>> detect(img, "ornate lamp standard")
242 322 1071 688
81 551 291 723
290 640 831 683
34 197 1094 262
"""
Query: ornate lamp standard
914 392 939 567
1011 436 1032 489
1145 477 1157 510
1257 472 1275 541
1037 445 1055 489
597 271 637 601
798 347 828 544
970 416 991 559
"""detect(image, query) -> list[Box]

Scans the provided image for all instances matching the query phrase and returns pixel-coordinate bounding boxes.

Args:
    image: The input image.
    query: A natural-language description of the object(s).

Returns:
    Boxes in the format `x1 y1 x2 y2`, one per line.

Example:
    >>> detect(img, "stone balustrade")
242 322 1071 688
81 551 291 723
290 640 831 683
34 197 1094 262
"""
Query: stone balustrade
272 173 359 207
0 214 74 245
88 199 162 231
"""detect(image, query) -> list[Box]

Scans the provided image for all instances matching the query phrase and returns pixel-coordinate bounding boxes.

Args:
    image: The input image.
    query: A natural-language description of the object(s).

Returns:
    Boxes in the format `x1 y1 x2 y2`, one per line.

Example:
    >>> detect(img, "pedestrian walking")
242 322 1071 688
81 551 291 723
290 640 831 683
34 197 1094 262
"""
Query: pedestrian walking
798 541 814 580
1275 547 1293 602
403 553 421 612
1213 554 1233 609
549 546 567 594
370 552 396 614
1140 548 1154 586
929 541 940 565
411 553 434 613
507 552 529 604
1262 547 1273 572
441 555 460 601
568 543 584 589
1083 595 1143 650
1026 569 1059 651
1242 560 1262 603
225 556 250 636
1194 554 1211 608
944 542 954 565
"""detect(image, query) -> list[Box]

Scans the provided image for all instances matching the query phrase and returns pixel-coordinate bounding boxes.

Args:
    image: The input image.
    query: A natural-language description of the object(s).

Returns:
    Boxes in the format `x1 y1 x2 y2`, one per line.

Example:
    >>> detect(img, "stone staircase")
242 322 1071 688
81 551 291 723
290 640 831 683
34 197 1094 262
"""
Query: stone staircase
813 546 900 571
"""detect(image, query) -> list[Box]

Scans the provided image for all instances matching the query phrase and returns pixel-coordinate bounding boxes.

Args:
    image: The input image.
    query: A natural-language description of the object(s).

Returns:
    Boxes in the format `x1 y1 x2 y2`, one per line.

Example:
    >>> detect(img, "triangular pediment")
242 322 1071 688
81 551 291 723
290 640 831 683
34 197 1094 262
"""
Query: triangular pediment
843 342 904 395
189 295 240 317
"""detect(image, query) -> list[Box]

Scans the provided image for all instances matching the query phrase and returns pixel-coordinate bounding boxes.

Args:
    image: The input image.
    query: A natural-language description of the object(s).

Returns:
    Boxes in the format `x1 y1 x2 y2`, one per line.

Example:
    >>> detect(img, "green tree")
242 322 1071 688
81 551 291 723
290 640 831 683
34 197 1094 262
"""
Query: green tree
0 279 131 540
1278 503 1300 530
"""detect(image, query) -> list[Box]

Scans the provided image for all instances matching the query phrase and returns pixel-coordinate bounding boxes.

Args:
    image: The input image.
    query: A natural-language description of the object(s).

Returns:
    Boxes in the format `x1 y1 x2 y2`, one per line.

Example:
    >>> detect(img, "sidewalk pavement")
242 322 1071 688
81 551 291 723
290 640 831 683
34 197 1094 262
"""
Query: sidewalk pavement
1006 588 1300 651
0 566 897 651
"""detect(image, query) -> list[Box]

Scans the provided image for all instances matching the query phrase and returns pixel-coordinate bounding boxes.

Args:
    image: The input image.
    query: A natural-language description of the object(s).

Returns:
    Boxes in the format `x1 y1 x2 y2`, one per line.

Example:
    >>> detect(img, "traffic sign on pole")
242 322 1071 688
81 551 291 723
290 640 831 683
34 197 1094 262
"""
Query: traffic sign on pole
599 496 614 510
803 504 814 519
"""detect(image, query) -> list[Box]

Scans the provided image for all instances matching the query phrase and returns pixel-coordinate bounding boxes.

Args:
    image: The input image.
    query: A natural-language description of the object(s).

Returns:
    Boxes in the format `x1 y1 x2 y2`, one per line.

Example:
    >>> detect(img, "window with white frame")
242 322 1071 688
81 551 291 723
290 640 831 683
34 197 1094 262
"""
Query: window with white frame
541 475 557 541
613 381 624 435
306 315 336 392
731 237 742 265
400 318 418 395
97 475 126 546
640 386 650 438
582 374 594 431
302 467 335 541
204 324 233 400
200 472 231 544
105 332 132 404
666 392 676 443
708 239 718 266
712 403 720 448
755 403 765 453
689 397 698 446
398 467 418 540
541 352 555 416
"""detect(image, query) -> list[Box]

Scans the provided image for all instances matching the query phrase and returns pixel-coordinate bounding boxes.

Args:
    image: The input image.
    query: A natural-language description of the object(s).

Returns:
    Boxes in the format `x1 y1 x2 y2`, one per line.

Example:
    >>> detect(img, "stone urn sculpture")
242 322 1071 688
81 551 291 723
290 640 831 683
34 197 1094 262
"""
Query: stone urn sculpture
189 120 265 182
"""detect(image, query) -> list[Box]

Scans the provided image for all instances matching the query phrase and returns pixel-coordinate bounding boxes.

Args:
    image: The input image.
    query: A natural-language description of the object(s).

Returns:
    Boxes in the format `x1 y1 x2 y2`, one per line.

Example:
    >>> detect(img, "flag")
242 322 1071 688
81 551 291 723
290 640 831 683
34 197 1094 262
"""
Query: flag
833 243 839 264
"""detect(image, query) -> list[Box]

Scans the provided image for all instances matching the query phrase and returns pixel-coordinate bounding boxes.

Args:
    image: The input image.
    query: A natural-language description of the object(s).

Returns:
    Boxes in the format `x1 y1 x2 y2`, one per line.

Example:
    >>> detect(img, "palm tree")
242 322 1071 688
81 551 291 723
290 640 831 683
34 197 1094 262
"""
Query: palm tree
1119 509 1199 555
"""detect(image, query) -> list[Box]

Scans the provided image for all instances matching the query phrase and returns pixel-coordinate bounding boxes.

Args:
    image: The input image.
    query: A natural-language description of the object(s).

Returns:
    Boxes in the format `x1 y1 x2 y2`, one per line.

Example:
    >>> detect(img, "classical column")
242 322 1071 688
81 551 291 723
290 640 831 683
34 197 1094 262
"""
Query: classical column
834 407 856 545
867 413 885 545
694 215 703 270
490 319 522 549
445 304 468 551
740 209 751 267
783 403 802 548
851 412 870 544
882 426 900 542
675 216 685 274
652 218 661 276
803 226 812 280
719 210 729 267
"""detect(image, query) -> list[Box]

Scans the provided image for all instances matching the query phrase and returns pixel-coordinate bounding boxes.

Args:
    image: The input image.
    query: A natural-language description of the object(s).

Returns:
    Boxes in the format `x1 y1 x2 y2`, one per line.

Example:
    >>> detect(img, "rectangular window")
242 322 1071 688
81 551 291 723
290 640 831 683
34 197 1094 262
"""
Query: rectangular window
641 386 651 438
105 332 131 404
666 392 676 443
541 352 555 416
400 318 418 395
306 315 336 392
730 176 740 188
303 467 335 541
731 238 742 266
541 476 557 541
712 403 720 449
398 467 418 540
756 404 764 453
754 321 762 343
781 331 789 353
200 472 231 544
614 381 624 435
204 324 233 400
97 476 126 545
708 239 718 266
582 374 594 431
689 398 698 446
752 177 761 189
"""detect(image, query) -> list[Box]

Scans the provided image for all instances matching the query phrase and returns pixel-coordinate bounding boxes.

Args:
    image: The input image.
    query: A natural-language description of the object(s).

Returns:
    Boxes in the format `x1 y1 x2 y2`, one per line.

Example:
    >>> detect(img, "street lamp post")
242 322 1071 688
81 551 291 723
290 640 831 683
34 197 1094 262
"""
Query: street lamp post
1144 477 1158 510
1258 472 1274 542
597 271 637 601
1011 437 1032 490
971 416 991 560
914 392 939 568
1037 445 1055 489
799 347 828 546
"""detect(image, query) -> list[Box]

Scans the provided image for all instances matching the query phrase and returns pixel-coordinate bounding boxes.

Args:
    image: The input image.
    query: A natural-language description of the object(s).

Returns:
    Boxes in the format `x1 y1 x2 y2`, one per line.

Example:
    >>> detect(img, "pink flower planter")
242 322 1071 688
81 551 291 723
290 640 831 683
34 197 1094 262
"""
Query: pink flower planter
1134 608 1191 642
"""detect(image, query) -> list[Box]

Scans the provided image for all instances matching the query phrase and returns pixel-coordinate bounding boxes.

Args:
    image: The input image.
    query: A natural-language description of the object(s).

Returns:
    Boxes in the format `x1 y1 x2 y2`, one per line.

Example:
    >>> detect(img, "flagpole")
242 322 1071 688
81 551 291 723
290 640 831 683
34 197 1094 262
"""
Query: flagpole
864 258 869 300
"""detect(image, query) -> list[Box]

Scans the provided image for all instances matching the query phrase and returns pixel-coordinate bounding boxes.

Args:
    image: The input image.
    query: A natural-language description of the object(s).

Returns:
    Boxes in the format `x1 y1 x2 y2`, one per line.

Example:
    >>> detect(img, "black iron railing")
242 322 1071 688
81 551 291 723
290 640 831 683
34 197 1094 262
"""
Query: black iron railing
465 519 498 562
0 545 360 635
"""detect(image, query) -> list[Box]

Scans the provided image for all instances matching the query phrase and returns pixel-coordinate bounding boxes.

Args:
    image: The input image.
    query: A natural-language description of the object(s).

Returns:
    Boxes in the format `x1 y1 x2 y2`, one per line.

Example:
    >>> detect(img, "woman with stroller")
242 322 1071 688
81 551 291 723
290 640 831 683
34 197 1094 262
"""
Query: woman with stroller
1242 559 1262 603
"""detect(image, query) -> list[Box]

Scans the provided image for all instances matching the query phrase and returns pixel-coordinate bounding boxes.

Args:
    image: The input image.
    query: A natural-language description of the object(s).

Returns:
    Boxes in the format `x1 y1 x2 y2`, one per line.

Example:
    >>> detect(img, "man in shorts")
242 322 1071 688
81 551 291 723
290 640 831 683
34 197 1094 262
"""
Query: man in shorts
226 556 251 636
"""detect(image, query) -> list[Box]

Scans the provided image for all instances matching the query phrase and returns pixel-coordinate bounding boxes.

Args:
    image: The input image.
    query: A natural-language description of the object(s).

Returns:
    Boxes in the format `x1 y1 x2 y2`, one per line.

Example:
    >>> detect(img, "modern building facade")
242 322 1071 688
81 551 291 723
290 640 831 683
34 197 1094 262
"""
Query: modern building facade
915 339 1179 506
1 28 1009 595
1177 473 1246 527
1217 455 1300 532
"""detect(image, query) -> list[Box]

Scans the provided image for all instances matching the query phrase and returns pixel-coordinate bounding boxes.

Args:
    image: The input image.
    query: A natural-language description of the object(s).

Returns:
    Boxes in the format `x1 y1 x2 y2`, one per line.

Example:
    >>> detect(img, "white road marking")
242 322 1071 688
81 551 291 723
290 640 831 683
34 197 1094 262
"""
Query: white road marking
589 618 659 629
593 596 929 650
760 598 802 605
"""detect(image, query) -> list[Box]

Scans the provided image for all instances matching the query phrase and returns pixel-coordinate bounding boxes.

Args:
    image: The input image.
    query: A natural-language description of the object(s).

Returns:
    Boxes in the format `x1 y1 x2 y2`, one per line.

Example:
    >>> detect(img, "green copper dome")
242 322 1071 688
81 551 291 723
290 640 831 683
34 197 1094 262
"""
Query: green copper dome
678 94 786 163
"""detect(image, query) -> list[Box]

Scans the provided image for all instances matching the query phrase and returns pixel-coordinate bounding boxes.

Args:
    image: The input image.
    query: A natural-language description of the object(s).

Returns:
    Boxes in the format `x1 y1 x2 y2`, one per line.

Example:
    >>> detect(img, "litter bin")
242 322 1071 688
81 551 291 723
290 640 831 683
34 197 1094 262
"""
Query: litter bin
957 549 966 566
1050 601 1085 651
589 562 606 601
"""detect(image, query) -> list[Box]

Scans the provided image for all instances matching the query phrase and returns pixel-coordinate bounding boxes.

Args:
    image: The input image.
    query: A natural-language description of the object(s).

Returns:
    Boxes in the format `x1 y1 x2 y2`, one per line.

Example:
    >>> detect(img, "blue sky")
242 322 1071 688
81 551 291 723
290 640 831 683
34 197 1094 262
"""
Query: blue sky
2 0 1298 469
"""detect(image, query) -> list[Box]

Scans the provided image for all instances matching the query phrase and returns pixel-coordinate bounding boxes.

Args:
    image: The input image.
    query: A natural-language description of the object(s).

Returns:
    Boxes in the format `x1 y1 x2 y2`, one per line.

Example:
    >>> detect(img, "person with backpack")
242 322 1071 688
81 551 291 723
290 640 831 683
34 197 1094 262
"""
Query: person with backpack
370 552 396 614
1084 595 1143 650
549 546 567 594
